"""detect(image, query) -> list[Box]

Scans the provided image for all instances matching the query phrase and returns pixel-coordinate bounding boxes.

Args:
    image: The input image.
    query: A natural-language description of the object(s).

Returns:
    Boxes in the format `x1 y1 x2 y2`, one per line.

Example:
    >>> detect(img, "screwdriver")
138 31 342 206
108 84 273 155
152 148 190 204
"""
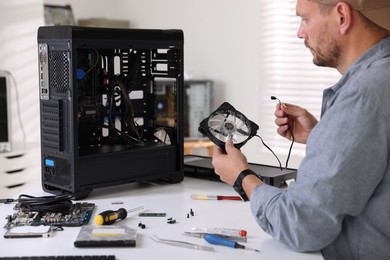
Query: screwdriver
95 208 127 225
95 206 144 225
204 234 260 253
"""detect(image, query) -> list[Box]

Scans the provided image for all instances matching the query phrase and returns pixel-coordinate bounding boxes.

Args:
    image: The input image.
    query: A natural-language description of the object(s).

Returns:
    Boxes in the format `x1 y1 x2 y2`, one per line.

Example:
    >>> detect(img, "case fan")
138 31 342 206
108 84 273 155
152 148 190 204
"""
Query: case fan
198 102 259 150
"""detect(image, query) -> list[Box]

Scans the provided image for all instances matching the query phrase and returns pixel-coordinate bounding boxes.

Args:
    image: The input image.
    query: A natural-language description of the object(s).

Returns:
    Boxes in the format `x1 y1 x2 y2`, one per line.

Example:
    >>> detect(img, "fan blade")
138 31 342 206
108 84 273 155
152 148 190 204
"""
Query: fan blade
237 128 250 136
209 125 223 134
214 111 230 119
209 125 228 139
208 114 228 125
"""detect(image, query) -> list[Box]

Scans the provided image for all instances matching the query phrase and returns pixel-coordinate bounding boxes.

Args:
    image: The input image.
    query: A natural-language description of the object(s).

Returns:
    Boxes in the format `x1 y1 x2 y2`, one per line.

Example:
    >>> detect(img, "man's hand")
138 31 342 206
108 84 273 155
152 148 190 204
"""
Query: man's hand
212 139 263 200
274 103 318 144
211 139 250 186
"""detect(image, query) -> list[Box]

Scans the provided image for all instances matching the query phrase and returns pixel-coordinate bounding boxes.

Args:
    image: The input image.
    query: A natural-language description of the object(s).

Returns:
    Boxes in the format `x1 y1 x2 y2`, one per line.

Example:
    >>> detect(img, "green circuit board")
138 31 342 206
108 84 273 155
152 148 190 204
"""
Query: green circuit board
4 202 95 229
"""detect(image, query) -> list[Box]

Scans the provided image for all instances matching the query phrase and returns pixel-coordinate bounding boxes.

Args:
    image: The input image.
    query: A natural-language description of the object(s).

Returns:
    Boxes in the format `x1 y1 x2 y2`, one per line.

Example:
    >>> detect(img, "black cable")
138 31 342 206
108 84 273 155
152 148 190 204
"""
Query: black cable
255 134 283 171
16 194 74 213
105 75 144 146
270 96 295 169
113 75 143 141
285 134 294 169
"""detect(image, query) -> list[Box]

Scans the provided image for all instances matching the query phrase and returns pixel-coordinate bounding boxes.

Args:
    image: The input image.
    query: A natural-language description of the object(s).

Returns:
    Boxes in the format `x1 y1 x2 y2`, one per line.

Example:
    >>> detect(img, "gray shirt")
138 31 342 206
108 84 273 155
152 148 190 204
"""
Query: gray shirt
250 35 390 260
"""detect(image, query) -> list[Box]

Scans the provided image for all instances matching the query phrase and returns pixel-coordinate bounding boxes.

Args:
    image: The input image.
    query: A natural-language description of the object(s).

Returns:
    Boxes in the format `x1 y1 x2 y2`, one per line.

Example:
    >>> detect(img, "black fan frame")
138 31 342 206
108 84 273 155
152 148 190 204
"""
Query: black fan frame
198 102 259 150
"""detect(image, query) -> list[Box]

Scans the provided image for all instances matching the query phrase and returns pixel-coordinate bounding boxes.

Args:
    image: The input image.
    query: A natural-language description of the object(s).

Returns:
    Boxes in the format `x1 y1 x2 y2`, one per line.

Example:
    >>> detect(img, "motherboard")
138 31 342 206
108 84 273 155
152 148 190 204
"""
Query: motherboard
4 201 95 229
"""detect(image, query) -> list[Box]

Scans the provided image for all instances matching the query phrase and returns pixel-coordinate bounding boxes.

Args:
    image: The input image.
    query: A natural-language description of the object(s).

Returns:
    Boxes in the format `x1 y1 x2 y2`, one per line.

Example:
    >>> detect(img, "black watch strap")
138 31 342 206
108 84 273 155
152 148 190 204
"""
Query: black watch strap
233 169 261 202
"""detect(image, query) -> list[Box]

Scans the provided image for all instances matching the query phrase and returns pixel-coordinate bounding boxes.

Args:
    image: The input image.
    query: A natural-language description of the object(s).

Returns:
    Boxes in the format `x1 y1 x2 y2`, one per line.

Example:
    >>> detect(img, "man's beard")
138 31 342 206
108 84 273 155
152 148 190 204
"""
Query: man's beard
305 34 341 68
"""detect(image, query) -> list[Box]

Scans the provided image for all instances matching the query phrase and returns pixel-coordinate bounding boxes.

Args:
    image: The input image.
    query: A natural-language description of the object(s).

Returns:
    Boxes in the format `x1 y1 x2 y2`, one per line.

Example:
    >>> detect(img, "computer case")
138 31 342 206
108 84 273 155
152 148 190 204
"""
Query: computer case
38 26 184 198
155 79 213 139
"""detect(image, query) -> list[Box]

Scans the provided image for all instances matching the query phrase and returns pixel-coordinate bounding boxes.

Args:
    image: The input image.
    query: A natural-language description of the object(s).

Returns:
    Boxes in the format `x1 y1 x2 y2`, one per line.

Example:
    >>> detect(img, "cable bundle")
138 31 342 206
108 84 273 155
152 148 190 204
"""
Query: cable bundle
17 194 74 213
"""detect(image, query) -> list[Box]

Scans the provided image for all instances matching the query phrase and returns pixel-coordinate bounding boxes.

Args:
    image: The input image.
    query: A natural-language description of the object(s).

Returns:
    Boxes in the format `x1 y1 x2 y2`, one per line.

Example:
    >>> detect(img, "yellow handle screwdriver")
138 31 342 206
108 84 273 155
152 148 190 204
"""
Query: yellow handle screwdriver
95 206 144 225
95 208 128 225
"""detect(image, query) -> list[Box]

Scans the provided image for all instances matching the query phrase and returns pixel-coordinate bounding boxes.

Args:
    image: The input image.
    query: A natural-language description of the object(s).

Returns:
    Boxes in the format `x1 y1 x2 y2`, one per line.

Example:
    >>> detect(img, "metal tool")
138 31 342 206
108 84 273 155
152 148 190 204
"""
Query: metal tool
95 206 144 225
150 235 214 252
204 234 260 253
184 231 247 242
188 227 247 238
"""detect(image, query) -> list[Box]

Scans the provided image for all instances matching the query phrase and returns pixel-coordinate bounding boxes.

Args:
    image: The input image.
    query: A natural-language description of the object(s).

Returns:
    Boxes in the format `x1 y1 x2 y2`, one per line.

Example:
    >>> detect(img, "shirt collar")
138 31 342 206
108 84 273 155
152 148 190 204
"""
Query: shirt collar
321 35 390 115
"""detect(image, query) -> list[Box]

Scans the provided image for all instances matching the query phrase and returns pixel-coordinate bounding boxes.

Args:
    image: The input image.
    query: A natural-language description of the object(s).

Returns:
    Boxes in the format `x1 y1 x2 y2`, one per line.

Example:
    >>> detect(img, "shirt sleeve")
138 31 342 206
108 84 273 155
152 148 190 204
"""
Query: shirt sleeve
250 84 388 252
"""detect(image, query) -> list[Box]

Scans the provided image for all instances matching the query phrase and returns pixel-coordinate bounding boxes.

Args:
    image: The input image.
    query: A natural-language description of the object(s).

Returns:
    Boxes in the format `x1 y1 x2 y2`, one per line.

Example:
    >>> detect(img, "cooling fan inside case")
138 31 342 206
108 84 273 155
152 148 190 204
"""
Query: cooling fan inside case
199 102 259 150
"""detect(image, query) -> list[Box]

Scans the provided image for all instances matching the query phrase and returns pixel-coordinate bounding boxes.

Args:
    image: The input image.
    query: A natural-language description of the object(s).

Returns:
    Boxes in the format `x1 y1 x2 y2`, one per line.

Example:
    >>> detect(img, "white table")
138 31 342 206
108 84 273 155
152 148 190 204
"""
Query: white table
0 177 323 260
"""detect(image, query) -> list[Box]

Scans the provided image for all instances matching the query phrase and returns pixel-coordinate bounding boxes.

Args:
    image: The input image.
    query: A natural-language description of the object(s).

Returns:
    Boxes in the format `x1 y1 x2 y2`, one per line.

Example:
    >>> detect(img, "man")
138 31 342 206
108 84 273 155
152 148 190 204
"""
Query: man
212 0 390 259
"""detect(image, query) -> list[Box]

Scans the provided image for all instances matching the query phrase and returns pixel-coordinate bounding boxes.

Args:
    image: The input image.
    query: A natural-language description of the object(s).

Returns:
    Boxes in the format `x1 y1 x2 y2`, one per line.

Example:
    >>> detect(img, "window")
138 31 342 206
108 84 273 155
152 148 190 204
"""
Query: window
255 0 341 168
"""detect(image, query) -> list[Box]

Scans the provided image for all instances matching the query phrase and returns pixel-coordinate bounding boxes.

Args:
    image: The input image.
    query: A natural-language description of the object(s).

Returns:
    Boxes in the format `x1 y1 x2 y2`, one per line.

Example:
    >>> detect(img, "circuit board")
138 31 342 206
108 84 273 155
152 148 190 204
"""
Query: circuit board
4 202 95 229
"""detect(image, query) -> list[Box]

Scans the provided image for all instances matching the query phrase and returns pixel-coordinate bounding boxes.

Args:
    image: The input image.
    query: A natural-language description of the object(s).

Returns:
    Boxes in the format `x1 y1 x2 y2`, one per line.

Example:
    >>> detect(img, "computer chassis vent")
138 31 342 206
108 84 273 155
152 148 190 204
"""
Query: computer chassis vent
49 50 69 94
41 100 63 152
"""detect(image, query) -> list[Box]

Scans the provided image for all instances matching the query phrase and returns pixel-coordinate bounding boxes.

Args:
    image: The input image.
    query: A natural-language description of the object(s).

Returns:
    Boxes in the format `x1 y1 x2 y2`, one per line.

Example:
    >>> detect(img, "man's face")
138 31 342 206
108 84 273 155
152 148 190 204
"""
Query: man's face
296 0 341 68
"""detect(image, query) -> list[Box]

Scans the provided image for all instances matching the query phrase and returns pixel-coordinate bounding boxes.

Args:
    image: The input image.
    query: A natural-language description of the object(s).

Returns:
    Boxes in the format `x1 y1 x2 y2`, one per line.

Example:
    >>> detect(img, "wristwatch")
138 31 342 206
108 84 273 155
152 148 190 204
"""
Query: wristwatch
233 169 262 202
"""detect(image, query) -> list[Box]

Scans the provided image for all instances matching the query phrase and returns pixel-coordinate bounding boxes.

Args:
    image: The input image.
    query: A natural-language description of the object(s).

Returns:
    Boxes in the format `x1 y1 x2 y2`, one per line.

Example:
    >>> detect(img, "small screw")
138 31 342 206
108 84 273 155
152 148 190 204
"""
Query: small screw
190 209 194 216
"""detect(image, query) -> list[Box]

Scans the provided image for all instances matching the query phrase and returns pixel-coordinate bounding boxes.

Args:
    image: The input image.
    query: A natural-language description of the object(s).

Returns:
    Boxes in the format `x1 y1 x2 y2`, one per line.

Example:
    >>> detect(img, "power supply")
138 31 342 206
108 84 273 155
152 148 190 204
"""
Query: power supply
38 26 184 198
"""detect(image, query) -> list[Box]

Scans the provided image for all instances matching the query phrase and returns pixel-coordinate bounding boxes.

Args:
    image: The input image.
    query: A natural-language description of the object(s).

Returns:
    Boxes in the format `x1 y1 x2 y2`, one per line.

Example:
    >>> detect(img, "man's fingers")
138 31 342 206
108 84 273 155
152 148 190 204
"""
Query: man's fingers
274 107 285 118
277 125 289 137
213 144 224 158
225 139 235 154
275 117 288 126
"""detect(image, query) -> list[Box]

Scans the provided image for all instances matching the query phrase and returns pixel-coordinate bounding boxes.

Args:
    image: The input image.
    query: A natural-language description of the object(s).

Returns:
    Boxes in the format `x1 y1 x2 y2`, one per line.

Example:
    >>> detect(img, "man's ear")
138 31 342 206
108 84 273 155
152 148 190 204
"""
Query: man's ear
335 2 353 35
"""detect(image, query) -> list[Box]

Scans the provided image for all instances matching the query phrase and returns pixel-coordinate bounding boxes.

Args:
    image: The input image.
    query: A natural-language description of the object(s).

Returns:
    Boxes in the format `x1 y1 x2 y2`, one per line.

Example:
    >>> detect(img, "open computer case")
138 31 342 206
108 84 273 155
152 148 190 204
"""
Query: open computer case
38 26 184 198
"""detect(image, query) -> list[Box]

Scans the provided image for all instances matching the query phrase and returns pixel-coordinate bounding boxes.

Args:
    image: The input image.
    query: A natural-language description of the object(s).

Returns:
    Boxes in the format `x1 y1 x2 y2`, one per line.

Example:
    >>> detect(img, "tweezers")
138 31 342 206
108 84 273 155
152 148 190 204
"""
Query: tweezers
150 234 215 252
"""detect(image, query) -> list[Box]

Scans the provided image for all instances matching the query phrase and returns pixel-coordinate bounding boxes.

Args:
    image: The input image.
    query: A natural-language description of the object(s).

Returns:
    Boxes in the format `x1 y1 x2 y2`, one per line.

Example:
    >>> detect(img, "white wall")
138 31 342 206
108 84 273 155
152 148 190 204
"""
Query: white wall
0 0 44 147
44 0 260 111
2 0 273 165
